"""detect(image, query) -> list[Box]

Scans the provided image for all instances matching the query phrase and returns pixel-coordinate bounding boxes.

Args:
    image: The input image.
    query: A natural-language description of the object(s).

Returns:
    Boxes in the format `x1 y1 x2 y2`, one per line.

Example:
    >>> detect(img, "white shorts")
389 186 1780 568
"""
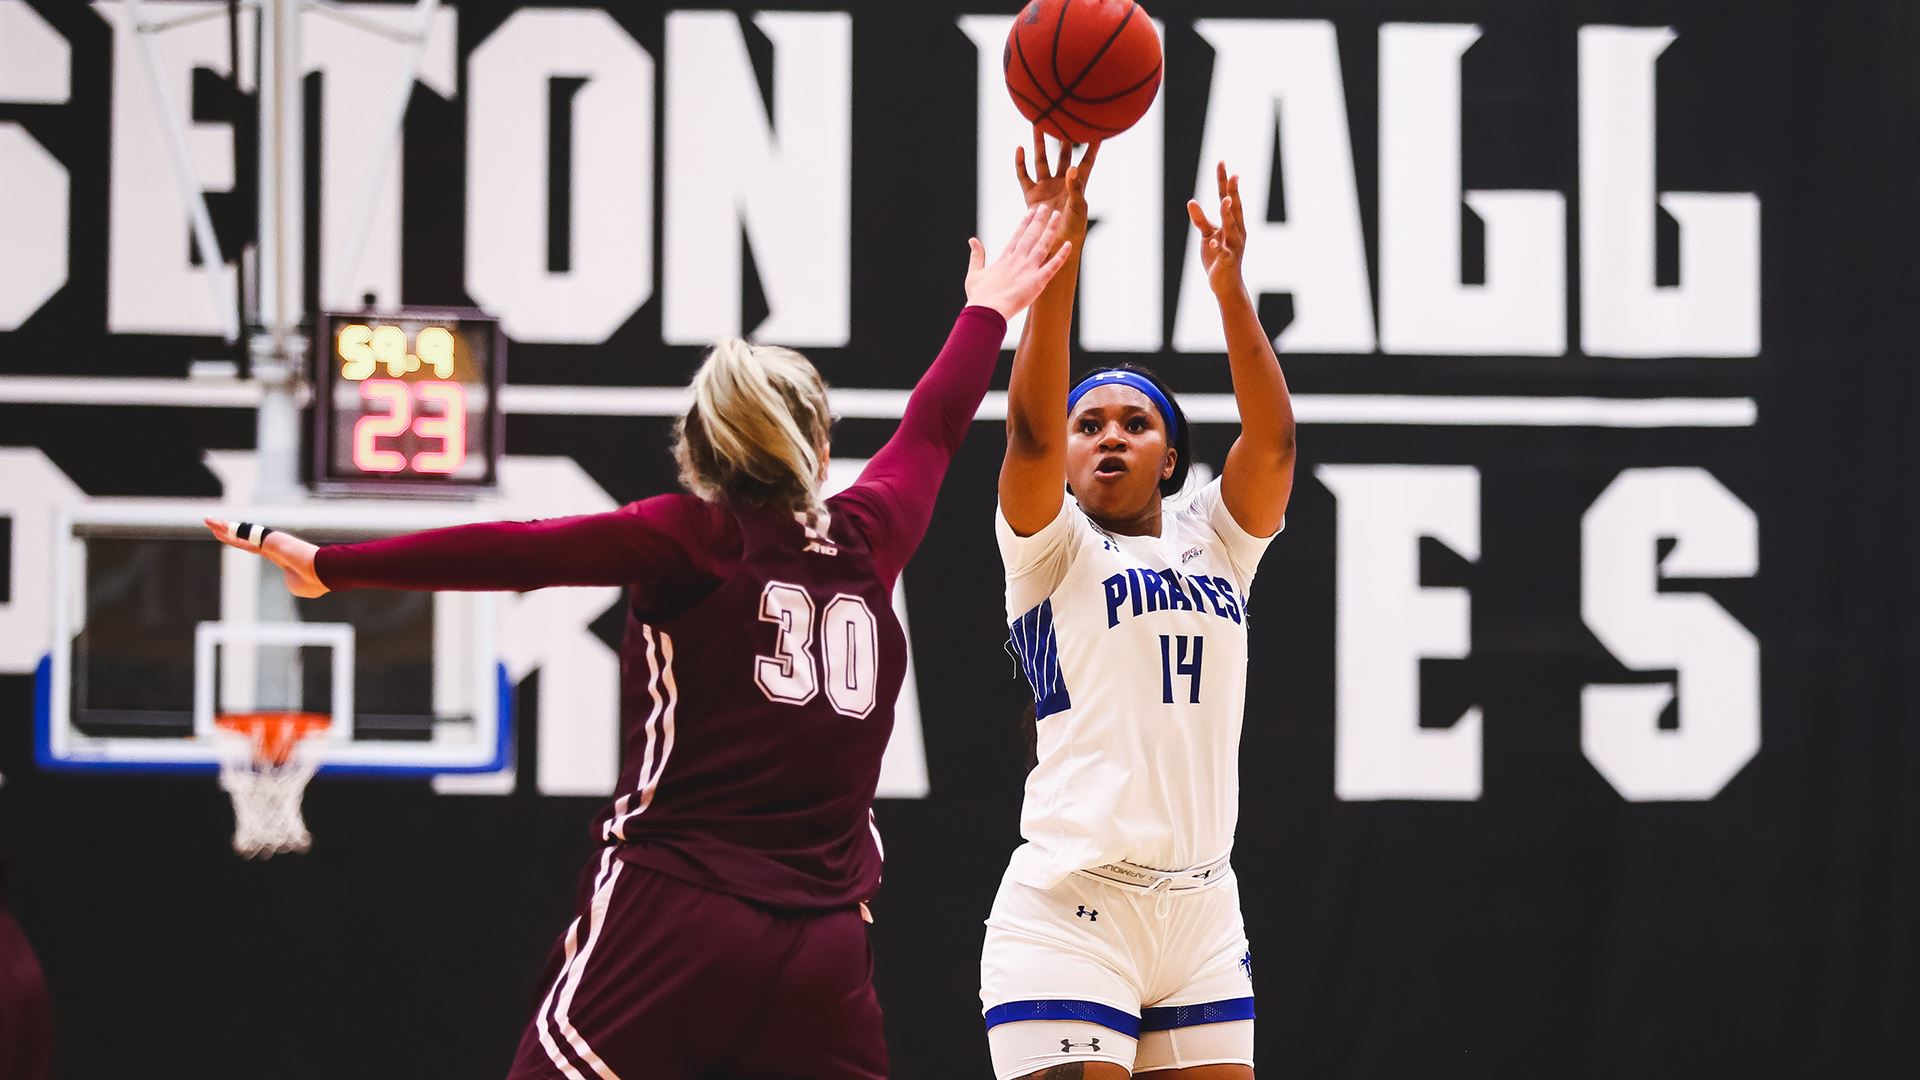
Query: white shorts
979 866 1255 1079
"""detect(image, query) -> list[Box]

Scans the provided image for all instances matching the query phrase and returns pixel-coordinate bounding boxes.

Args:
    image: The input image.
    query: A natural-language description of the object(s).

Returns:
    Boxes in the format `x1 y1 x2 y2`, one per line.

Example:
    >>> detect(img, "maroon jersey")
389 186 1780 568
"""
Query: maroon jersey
594 500 903 906
316 305 1008 909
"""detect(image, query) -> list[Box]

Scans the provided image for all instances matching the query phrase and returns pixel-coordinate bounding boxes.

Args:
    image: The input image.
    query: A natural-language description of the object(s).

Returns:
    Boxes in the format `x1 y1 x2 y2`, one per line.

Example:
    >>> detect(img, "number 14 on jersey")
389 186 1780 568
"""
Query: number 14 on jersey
1160 634 1204 704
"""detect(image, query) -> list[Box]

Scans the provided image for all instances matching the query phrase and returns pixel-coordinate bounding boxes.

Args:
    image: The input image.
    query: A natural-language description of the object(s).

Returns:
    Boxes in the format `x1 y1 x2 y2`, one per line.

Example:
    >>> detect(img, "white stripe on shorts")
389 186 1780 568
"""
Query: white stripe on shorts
536 847 624 1080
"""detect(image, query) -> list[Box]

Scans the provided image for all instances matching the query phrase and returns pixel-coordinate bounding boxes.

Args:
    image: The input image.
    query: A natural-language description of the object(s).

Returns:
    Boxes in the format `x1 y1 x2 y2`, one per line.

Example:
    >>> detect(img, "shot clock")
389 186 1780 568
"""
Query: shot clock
312 309 504 494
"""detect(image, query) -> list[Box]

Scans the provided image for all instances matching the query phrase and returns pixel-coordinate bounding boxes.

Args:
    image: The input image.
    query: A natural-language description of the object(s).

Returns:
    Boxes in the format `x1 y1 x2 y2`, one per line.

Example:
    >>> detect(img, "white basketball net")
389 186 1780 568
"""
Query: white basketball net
217 722 322 858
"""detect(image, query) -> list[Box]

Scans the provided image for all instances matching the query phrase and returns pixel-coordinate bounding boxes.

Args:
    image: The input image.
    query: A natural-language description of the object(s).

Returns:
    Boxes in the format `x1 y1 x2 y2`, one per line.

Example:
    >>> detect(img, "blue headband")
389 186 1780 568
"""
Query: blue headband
1066 370 1179 443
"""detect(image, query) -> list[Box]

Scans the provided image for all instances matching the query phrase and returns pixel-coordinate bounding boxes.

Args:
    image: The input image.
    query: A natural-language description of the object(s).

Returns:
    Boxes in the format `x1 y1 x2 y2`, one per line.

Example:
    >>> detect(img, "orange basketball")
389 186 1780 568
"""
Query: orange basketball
1003 0 1163 144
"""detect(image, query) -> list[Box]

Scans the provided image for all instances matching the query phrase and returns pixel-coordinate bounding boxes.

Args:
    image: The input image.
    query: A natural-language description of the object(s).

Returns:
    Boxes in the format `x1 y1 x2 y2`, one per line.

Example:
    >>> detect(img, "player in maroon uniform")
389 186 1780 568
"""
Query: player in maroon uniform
0 860 54 1080
207 206 1073 1079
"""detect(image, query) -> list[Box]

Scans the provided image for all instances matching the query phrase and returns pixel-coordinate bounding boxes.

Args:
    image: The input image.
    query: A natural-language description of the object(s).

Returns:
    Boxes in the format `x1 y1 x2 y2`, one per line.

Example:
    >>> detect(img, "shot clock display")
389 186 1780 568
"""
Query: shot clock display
312 309 504 494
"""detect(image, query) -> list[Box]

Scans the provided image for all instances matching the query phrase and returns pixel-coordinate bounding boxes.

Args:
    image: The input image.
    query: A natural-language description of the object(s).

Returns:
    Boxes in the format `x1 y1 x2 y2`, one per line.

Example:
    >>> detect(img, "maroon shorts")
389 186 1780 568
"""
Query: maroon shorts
505 848 886 1080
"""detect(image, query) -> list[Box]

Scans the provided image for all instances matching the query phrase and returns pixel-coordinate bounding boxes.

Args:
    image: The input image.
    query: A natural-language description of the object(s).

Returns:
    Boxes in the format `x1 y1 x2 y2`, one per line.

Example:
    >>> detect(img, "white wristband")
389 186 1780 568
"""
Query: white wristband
229 521 276 549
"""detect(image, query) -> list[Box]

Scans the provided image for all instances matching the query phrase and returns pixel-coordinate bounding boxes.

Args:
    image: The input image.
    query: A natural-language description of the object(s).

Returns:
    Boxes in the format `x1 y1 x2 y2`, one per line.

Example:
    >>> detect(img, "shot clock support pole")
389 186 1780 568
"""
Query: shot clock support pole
252 0 304 506
251 0 306 713
251 0 444 499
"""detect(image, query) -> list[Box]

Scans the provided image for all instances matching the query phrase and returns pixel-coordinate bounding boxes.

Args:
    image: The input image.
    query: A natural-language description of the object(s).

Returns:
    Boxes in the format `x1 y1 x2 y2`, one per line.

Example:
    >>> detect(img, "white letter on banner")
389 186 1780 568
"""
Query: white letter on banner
95 1 241 336
1582 469 1759 801
1379 24 1565 356
466 9 653 344
305 3 457 311
1174 20 1375 354
0 1 70 331
1580 27 1760 358
663 12 851 345
1320 465 1481 800
958 14 1164 351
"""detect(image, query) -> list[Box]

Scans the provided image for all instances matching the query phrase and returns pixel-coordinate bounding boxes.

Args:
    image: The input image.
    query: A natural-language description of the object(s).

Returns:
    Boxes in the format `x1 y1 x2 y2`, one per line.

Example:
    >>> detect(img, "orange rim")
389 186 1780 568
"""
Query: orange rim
214 712 331 767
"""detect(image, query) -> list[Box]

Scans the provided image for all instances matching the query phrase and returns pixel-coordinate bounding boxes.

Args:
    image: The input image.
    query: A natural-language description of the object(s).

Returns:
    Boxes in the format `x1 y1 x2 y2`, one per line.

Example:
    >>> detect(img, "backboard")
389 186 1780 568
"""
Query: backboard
36 503 510 776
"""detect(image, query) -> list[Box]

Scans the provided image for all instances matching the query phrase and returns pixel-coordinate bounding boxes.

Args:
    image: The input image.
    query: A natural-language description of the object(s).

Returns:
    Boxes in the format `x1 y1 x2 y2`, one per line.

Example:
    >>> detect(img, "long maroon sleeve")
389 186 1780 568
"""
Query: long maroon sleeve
831 305 1007 585
314 494 739 614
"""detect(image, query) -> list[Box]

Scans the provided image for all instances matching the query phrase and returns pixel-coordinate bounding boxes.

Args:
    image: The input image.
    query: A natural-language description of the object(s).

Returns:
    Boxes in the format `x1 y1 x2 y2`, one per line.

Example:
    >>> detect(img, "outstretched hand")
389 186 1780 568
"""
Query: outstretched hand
1188 161 1248 297
965 205 1074 321
204 518 329 598
1015 126 1100 241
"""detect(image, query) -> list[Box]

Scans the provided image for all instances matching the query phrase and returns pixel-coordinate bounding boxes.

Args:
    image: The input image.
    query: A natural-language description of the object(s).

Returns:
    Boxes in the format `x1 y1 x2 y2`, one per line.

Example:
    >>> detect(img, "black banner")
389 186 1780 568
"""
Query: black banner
1 1 1915 1077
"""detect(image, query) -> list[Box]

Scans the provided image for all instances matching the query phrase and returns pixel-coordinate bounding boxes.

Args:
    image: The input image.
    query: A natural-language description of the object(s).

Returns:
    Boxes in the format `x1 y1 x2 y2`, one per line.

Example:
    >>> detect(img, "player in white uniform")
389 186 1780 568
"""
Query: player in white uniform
981 136 1296 1080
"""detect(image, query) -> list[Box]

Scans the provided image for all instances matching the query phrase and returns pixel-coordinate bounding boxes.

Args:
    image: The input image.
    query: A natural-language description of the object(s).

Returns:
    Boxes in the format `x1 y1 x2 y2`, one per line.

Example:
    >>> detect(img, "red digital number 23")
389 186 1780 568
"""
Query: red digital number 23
352 380 468 475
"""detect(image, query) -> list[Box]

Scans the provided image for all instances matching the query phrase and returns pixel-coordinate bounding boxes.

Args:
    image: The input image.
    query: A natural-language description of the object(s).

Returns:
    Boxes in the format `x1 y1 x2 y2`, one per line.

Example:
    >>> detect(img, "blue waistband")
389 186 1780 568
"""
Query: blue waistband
983 995 1256 1036
983 999 1140 1038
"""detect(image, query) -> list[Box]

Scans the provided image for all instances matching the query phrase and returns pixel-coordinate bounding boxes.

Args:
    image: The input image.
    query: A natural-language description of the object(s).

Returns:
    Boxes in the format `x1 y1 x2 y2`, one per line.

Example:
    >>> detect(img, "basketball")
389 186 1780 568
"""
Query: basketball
1003 0 1164 144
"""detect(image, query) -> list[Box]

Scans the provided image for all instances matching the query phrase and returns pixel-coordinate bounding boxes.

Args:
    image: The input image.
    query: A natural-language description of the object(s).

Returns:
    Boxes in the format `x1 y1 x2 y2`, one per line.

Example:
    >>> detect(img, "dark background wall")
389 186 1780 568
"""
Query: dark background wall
1 1 1916 1077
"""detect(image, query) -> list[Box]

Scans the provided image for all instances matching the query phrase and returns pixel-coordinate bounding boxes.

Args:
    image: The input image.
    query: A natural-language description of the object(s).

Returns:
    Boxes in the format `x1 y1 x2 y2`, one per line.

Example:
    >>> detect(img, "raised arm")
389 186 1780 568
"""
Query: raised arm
838 305 1005 585
839 204 1073 582
203 496 718 597
999 133 1099 537
1191 162 1295 536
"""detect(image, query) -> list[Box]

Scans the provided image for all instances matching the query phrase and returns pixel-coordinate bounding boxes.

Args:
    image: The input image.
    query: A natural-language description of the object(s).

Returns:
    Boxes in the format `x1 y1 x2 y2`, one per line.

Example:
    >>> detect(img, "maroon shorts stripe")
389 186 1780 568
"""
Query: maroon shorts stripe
535 847 624 1079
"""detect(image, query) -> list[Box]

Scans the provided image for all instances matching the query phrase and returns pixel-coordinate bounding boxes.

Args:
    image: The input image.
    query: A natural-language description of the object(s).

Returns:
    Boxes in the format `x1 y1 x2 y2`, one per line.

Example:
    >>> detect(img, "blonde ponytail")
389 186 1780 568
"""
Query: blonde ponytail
674 338 833 522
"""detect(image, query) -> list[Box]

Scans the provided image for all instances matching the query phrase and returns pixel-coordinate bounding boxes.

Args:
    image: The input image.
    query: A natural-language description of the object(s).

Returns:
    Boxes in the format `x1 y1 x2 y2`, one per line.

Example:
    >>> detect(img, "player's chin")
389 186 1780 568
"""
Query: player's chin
1072 474 1154 520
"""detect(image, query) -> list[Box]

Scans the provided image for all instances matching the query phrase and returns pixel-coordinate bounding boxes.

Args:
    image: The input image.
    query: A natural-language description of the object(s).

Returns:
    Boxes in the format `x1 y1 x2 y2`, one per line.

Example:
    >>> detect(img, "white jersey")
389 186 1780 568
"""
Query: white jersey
997 478 1279 889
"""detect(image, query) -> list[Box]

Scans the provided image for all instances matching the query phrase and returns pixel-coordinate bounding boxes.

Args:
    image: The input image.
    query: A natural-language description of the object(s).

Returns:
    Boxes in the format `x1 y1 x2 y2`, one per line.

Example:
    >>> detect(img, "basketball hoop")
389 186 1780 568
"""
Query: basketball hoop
214 712 330 858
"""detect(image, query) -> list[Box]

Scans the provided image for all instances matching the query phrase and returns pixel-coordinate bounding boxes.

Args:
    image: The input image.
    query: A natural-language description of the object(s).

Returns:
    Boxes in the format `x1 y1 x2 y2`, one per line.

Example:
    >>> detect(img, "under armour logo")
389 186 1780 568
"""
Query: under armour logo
1240 951 1253 978
1061 1037 1101 1052
1075 905 1098 922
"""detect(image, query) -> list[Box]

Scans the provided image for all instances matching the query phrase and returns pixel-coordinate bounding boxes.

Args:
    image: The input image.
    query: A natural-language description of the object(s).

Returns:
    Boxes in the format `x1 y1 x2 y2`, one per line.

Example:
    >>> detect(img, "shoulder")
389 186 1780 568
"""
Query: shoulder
825 486 868 516
996 497 1099 621
996 493 1095 551
1167 476 1221 519
620 491 718 527
621 493 742 559
828 484 905 554
1172 477 1255 535
1172 477 1279 583
825 486 872 541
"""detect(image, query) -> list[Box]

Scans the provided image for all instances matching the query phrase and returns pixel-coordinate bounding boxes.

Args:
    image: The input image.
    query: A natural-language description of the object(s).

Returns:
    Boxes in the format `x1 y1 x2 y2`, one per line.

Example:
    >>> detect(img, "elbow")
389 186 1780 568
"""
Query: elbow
1248 422 1296 466
1247 428 1296 479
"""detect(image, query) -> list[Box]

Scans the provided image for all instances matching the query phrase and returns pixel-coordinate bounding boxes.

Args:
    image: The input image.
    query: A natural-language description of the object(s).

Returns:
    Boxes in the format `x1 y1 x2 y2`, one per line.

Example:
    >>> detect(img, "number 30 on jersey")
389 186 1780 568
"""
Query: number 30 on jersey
754 582 880 718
